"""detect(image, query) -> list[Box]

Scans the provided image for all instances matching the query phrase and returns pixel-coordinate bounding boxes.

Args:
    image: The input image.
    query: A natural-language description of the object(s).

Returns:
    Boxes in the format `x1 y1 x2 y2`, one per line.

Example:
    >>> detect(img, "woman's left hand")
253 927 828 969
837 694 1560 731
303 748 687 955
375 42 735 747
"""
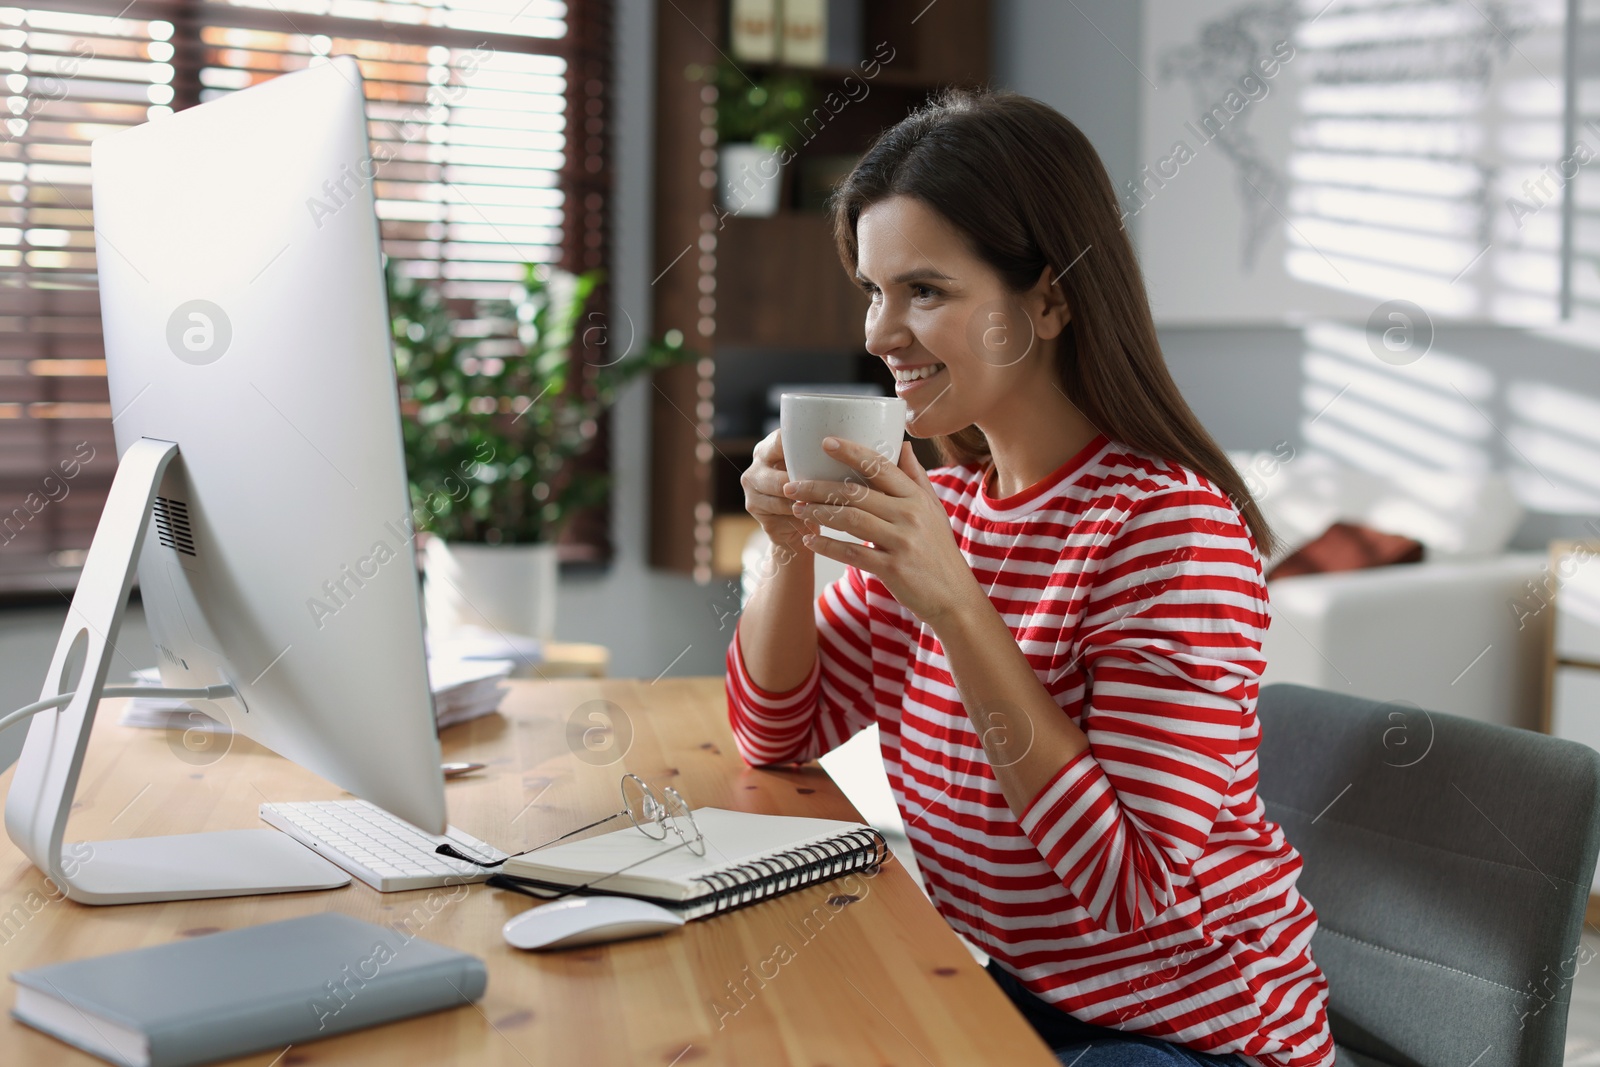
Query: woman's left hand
784 437 984 627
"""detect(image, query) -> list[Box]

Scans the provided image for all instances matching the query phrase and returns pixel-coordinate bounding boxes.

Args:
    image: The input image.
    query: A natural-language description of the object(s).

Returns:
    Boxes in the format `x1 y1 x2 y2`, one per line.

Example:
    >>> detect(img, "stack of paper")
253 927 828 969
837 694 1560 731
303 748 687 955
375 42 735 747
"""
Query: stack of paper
428 657 514 730
119 656 515 733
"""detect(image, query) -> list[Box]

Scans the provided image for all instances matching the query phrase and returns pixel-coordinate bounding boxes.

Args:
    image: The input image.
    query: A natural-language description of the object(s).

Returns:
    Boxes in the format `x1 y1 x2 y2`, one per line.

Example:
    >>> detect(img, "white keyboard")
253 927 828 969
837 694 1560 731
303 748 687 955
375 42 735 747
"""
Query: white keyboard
259 799 509 892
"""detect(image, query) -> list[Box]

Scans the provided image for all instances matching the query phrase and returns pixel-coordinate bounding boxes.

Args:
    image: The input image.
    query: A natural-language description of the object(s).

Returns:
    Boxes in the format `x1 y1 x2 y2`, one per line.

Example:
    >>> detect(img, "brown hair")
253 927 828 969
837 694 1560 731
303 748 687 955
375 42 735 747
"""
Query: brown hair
829 89 1275 557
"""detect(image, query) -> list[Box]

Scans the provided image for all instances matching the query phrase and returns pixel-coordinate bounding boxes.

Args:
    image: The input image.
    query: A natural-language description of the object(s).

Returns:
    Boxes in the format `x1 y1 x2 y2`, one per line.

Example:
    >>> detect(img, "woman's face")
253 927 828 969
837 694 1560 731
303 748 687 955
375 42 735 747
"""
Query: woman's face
855 195 1062 439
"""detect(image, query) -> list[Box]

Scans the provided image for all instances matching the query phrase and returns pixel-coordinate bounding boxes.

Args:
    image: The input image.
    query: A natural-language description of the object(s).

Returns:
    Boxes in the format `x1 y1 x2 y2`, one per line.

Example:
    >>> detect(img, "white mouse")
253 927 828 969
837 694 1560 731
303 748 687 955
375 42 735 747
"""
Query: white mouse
501 896 686 951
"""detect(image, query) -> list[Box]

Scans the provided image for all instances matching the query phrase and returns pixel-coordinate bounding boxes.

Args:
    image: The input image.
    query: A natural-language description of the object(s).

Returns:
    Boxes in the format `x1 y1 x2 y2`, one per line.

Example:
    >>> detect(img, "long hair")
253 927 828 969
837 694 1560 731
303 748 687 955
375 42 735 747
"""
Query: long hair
829 89 1275 557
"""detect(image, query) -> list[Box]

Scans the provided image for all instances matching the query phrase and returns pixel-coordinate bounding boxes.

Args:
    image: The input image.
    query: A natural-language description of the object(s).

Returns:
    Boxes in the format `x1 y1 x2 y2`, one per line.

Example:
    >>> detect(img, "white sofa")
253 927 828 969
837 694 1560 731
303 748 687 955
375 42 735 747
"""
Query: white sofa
1235 448 1547 731
1261 552 1545 730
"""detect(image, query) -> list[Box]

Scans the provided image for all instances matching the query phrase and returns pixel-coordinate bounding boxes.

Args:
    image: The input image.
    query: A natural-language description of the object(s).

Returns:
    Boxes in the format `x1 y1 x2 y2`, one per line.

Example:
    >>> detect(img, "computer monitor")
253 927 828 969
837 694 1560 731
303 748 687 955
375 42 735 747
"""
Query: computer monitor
4 56 447 903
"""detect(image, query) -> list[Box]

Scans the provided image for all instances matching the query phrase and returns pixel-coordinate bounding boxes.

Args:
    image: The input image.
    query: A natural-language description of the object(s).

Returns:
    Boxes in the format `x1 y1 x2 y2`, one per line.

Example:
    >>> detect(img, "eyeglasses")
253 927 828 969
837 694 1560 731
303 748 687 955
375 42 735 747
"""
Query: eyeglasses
436 773 705 873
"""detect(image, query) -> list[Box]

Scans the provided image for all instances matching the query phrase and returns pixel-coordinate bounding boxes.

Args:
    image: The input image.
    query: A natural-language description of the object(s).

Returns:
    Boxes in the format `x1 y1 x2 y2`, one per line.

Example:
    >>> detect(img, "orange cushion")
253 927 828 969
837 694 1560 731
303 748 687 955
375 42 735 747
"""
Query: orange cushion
1266 521 1424 581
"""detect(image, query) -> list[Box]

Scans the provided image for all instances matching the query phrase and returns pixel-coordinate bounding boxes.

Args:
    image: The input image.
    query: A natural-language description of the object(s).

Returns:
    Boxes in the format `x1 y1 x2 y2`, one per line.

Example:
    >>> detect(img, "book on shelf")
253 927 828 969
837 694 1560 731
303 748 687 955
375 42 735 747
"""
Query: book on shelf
776 0 863 68
490 806 887 920
779 0 825 67
730 0 779 62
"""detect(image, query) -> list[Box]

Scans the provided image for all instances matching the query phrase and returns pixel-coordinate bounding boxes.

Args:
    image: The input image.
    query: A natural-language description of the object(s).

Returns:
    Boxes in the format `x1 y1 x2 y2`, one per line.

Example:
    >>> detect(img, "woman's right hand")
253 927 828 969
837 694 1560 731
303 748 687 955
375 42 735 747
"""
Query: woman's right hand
741 430 813 556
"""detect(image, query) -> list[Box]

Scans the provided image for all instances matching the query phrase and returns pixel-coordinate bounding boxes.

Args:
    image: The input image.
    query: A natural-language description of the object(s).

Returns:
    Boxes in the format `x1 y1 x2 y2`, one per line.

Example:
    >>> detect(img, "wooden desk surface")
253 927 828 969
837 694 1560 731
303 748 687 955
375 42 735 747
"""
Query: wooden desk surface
0 678 1055 1066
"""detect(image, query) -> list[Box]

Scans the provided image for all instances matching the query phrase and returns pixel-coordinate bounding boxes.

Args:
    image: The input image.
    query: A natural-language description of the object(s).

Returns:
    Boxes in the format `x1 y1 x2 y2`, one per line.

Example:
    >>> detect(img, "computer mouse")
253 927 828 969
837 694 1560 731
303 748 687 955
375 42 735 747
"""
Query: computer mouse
501 896 686 951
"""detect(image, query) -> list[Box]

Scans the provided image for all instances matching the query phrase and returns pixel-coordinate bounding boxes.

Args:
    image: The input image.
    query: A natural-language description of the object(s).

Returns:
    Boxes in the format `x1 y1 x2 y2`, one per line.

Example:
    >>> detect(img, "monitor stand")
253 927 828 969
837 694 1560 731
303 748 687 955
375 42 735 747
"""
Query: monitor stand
3 437 351 904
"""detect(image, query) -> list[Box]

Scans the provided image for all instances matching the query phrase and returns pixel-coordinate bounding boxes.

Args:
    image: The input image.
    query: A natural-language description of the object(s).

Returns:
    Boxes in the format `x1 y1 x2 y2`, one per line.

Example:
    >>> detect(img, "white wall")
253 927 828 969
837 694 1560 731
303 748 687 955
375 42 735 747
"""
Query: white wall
993 0 1143 193
992 0 1600 550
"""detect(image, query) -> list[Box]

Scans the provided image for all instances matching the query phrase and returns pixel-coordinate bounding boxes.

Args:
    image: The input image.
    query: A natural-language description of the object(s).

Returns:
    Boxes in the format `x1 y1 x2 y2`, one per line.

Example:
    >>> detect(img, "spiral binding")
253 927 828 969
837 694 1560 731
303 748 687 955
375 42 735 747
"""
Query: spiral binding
689 826 889 917
489 826 889 917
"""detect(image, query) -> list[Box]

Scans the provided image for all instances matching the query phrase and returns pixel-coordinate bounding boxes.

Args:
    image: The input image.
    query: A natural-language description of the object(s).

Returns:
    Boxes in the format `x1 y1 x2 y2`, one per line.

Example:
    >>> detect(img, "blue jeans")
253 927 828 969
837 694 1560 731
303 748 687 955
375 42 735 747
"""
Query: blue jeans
986 961 1251 1067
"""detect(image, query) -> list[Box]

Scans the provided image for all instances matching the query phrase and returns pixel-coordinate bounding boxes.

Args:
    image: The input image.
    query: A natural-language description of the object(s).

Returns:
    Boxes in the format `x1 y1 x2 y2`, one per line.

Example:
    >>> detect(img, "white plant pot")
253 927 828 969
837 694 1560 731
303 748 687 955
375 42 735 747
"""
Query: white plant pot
423 538 558 642
718 142 785 217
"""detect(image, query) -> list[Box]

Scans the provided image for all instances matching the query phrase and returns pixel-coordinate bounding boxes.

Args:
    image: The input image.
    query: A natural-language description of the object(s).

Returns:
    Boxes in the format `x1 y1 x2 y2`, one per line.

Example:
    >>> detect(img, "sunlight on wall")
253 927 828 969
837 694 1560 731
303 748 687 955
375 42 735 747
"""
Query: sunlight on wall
1296 322 1529 555
1506 381 1600 511
1567 0 1600 323
1286 0 1564 322
1301 321 1493 478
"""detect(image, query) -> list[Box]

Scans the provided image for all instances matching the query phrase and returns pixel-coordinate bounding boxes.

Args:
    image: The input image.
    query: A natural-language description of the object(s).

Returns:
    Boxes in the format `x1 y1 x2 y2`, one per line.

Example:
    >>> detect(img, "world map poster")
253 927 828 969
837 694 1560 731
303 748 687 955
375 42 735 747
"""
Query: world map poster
1137 0 1568 325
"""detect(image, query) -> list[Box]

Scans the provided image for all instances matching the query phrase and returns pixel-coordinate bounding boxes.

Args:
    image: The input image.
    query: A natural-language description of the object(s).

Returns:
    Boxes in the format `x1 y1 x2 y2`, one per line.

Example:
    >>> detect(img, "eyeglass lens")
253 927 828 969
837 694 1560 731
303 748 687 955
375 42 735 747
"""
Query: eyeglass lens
621 773 668 840
660 787 705 857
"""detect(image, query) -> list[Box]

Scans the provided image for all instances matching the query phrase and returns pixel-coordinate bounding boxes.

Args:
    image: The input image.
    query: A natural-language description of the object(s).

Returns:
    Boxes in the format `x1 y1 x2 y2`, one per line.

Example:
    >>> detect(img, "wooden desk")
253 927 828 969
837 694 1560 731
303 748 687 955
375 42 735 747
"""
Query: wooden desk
0 678 1055 1066
528 641 610 679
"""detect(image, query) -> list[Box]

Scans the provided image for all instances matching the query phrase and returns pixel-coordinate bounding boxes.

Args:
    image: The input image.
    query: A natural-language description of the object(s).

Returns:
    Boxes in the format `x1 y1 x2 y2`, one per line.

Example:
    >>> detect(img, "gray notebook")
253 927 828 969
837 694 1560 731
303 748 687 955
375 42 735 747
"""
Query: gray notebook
10 912 486 1067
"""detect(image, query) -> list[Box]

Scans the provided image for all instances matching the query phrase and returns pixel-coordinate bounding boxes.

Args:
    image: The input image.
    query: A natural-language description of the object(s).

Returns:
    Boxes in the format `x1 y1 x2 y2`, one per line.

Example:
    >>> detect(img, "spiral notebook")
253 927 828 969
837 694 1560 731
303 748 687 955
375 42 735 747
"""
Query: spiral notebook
491 808 887 920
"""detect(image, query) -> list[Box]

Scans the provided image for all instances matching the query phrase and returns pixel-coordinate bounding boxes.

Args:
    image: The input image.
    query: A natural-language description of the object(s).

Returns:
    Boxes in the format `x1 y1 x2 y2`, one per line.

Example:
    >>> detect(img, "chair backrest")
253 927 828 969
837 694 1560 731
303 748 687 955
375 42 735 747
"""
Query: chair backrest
1255 684 1600 1067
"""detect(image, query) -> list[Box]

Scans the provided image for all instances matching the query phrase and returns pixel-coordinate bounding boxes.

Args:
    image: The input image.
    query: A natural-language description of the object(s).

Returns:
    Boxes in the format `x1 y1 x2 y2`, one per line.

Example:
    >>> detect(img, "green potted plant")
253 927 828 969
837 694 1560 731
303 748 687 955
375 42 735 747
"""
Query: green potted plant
696 61 813 217
389 261 693 641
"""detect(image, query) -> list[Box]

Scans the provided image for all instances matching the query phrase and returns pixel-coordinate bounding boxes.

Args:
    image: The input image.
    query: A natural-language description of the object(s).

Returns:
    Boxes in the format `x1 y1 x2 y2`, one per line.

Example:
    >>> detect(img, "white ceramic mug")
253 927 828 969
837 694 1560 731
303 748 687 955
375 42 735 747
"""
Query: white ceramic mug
779 392 907 542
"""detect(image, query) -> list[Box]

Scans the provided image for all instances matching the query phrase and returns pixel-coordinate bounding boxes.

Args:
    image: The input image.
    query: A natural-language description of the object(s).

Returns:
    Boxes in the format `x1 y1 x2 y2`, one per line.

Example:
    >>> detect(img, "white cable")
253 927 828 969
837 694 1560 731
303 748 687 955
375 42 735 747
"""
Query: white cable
0 684 237 734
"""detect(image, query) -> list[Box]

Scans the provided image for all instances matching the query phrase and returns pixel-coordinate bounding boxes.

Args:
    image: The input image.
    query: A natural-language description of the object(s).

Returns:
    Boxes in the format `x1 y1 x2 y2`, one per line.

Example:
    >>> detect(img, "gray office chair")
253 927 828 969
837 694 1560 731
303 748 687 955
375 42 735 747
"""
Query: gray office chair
1255 684 1600 1067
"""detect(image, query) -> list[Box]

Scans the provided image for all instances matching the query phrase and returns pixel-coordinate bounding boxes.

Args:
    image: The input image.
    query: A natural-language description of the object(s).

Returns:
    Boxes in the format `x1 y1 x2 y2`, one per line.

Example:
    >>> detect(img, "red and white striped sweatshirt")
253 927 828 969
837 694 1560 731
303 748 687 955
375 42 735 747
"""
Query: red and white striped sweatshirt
726 433 1334 1067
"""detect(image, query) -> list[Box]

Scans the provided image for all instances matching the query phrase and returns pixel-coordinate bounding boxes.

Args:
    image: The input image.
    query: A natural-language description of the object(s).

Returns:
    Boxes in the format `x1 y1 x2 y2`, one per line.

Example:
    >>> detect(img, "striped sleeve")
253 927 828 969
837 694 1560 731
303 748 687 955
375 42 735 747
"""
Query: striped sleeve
1018 484 1268 936
726 563 886 766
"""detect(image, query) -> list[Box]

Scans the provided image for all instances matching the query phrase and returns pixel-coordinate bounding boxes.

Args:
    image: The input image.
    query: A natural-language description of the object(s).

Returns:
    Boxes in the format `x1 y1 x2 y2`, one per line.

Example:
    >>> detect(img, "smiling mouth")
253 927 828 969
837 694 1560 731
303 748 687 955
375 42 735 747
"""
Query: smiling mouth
891 363 945 385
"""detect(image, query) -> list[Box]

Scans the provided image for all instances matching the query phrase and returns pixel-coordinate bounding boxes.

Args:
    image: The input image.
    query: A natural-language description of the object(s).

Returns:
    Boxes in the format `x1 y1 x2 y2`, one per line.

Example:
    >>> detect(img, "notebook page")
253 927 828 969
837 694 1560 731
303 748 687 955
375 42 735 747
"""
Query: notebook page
502 807 870 900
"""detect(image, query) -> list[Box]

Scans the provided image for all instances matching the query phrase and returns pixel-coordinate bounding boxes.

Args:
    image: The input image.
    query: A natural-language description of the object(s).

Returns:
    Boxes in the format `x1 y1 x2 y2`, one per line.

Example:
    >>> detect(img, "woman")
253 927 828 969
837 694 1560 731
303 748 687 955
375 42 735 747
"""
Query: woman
725 90 1333 1067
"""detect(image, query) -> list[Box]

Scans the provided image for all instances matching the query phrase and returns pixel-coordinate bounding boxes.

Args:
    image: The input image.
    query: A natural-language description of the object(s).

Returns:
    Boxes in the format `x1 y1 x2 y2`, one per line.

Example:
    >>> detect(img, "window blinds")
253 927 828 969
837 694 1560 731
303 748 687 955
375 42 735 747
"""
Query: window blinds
0 0 580 592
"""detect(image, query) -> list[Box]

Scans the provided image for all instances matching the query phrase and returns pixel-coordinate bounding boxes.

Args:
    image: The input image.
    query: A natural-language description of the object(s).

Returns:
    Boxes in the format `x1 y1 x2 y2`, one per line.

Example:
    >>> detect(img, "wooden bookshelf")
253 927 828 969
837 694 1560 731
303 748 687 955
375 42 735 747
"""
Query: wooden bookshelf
715 214 866 349
648 0 991 581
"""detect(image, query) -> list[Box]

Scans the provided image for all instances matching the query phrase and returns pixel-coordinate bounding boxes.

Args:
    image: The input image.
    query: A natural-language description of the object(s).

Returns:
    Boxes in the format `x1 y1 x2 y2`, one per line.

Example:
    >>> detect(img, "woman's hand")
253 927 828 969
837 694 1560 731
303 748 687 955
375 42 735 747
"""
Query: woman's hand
784 437 984 627
740 429 814 555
